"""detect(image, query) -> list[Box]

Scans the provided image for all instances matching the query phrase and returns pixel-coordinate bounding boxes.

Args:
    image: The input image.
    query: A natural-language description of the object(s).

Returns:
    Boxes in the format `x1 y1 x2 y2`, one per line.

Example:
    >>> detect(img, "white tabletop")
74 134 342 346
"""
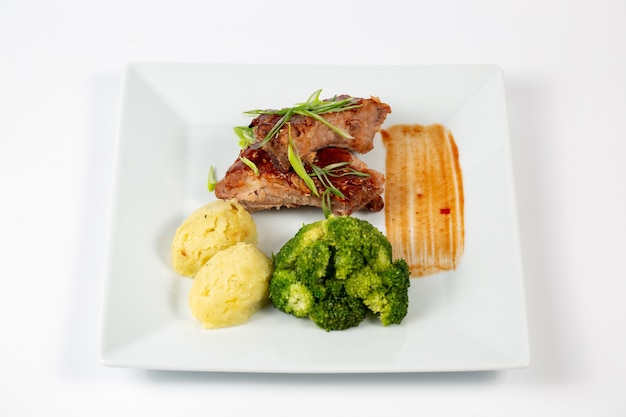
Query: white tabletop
2 0 625 415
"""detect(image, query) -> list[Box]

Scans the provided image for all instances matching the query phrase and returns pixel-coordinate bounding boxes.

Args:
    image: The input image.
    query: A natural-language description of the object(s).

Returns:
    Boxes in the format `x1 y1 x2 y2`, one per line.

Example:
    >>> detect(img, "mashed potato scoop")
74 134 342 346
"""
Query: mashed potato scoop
171 199 258 278
188 242 273 329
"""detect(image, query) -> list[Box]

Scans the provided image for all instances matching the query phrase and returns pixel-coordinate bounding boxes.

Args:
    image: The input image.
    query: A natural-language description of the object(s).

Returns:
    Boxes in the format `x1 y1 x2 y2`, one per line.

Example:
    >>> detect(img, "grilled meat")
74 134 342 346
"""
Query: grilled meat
251 96 391 172
214 146 384 216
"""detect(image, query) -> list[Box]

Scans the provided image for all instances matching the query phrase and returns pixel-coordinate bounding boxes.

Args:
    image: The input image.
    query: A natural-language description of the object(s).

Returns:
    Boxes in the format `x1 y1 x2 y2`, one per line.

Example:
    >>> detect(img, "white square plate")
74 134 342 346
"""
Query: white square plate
100 63 530 372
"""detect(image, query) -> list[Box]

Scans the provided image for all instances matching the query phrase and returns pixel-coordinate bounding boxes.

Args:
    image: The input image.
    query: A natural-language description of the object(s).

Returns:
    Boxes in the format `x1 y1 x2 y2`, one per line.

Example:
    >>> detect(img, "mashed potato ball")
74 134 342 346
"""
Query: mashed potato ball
171 199 257 278
188 242 273 329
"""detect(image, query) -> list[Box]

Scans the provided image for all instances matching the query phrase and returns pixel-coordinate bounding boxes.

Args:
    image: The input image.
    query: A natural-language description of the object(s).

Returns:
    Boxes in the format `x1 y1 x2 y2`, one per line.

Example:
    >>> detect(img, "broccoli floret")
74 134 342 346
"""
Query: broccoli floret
362 259 410 326
270 271 313 317
269 215 410 331
309 291 368 331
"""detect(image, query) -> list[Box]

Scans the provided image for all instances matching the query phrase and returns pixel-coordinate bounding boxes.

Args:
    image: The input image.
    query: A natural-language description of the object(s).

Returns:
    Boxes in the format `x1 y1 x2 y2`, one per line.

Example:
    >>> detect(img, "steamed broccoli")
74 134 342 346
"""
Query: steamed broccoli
269 215 410 331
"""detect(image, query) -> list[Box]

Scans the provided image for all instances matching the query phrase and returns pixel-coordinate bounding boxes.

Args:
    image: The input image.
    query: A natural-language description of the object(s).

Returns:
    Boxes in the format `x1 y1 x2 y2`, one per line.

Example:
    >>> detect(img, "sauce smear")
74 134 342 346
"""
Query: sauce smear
381 124 464 277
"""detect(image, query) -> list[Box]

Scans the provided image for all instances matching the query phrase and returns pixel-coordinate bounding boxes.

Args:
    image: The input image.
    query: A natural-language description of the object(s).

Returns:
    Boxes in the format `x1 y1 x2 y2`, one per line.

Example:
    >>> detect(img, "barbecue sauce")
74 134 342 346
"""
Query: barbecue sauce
381 124 464 277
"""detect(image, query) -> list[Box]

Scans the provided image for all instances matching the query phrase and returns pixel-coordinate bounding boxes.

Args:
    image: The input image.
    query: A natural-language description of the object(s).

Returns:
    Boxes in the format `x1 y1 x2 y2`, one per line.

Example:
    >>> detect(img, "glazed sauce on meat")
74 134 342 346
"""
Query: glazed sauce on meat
381 124 464 277
233 146 286 177
215 145 385 216
313 148 384 212
314 147 352 166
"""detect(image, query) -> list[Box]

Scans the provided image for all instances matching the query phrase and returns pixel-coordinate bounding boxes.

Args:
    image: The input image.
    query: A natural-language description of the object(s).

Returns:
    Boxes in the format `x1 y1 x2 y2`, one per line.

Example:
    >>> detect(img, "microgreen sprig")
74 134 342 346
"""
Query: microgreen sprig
242 89 362 146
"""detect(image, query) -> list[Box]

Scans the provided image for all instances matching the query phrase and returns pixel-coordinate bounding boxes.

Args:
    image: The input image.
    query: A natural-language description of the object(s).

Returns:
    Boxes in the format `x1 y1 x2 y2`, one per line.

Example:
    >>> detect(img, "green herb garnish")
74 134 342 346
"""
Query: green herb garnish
321 189 334 218
286 123 318 196
233 126 255 149
285 122 371 217
239 155 259 176
207 166 217 192
311 161 370 200
312 162 371 218
230 90 368 217
238 89 361 147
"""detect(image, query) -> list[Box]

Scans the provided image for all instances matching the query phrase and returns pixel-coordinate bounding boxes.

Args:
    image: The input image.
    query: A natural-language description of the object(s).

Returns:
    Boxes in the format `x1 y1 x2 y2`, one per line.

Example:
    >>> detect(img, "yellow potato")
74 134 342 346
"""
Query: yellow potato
188 242 273 329
171 199 257 277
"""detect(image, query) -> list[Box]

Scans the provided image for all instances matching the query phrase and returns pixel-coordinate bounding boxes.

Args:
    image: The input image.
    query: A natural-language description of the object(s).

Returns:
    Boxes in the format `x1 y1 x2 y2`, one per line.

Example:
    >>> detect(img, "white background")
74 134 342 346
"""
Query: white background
1 0 625 415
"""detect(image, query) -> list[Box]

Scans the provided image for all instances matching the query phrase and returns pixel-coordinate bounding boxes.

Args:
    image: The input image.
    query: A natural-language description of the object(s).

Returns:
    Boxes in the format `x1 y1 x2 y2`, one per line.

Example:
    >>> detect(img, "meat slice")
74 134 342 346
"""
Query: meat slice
214 146 385 216
251 96 391 172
